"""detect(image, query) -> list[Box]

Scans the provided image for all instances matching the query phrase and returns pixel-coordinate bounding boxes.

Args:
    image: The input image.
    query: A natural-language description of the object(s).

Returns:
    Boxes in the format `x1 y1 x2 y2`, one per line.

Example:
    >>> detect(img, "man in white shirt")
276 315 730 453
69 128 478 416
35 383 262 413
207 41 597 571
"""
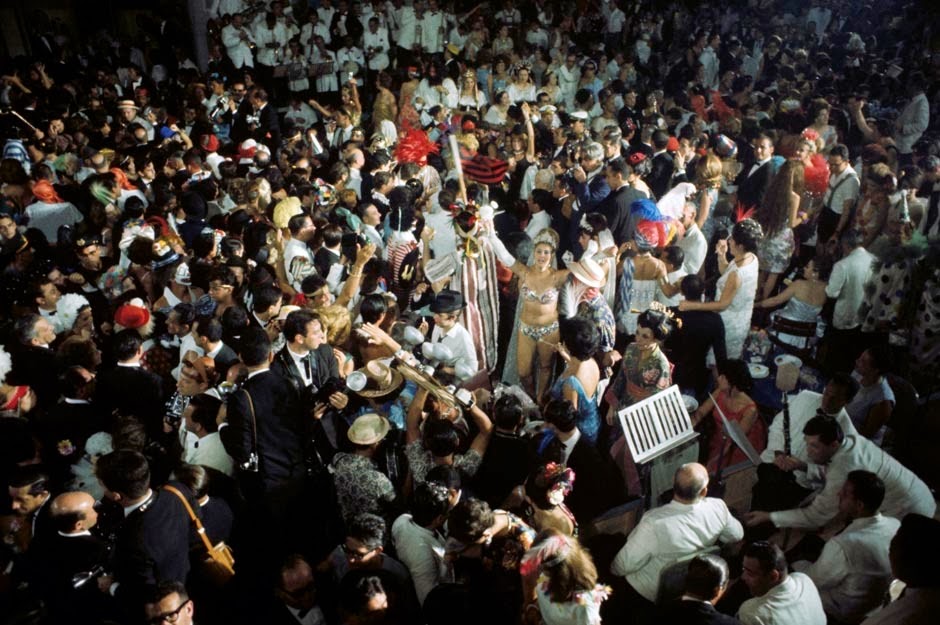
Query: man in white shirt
283 214 318 293
429 289 478 381
818 144 861 250
698 33 721 91
393 1 418 66
611 463 744 605
894 74 930 166
745 416 936 532
417 0 445 55
391 481 454 604
793 470 900 624
825 228 874 373
363 17 391 71
738 541 826 625
754 374 859 514
676 202 707 274
181 393 234 476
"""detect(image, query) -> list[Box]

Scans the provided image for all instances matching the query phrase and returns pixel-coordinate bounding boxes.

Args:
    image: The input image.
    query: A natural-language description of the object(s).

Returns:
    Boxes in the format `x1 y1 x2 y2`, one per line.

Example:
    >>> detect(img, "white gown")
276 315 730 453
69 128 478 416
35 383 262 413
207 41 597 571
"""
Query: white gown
716 258 759 360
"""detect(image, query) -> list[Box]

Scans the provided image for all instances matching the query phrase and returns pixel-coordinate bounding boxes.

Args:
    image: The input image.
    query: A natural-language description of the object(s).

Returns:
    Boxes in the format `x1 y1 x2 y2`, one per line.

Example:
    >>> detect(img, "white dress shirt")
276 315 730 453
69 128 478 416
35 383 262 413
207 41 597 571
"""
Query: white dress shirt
677 223 707 274
738 572 826 625
794 514 900 623
611 497 744 602
769 435 936 530
823 166 861 216
826 246 875 329
363 27 391 70
221 24 255 69
395 6 418 49
430 322 477 380
391 513 453 605
183 430 235 476
761 391 857 488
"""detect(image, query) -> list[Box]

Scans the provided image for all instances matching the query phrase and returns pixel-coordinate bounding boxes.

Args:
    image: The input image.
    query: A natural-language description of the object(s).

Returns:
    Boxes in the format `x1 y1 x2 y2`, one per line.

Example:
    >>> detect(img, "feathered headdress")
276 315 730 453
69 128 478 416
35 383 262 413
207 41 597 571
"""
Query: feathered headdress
395 124 440 167
520 532 573 577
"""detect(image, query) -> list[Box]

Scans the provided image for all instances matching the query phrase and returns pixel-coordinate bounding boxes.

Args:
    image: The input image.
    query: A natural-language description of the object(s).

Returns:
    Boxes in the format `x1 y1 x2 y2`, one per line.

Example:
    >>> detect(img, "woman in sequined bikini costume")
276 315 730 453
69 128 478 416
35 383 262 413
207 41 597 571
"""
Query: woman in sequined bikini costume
487 227 570 402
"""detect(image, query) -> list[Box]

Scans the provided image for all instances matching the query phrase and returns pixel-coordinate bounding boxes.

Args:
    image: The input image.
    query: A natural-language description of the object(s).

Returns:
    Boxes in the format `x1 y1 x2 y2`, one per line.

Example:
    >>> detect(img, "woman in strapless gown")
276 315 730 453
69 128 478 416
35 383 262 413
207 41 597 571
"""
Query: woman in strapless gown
755 257 829 347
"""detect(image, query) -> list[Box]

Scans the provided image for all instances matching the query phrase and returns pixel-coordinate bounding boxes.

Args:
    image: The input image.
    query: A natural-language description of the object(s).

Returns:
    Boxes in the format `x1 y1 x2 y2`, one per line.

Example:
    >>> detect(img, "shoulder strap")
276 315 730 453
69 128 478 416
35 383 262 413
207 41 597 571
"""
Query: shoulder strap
242 388 259 460
825 172 858 210
162 485 214 553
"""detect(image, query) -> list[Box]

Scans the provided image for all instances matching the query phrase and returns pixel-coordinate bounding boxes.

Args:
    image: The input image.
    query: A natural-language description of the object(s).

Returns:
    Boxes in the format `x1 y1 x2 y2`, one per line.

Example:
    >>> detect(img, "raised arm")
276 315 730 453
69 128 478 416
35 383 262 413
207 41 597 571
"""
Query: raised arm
335 243 377 308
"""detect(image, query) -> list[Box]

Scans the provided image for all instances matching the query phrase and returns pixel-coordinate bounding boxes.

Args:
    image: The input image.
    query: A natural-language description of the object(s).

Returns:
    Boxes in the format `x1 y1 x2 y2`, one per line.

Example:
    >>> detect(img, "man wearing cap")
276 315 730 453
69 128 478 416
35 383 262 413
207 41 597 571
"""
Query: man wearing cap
429 289 478 382
331 414 397 523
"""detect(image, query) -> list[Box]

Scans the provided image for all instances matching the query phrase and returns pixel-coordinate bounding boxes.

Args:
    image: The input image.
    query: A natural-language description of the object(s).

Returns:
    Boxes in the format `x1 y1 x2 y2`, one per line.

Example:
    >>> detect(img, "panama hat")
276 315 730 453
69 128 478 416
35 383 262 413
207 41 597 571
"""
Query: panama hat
346 360 404 399
568 257 606 288
347 413 390 446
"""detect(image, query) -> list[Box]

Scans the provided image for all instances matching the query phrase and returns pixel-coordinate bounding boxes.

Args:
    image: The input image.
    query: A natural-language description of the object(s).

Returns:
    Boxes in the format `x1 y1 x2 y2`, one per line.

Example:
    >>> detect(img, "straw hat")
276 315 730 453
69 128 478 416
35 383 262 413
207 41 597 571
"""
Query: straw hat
347 413 391 446
346 360 404 398
117 100 139 111
568 257 606 288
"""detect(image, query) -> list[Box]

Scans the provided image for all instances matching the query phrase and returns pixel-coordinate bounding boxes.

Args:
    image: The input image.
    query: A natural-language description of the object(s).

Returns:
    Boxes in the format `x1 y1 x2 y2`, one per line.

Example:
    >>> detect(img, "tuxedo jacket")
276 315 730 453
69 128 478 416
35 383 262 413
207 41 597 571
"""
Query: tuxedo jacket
314 247 341 280
735 160 774 209
252 103 281 154
212 343 240 379
271 344 340 398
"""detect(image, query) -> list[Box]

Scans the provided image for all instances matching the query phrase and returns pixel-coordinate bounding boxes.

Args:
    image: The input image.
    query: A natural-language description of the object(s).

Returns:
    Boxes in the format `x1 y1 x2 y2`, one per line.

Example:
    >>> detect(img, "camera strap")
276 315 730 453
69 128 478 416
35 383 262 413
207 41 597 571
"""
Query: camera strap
243 389 260 468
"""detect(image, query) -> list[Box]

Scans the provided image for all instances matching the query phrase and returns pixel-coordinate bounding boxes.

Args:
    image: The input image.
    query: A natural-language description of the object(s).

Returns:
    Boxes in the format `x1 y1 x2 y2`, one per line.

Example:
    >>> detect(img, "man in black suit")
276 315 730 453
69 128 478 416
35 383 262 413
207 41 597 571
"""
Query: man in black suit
734 131 776 211
40 366 108 489
266 554 328 625
474 395 537 509
194 317 239 380
219 327 307 561
246 286 284 338
93 330 165 437
648 130 676 200
10 313 62 412
537 399 626 526
272 309 341 400
667 276 727 397
248 87 281 155
601 157 645 246
94 450 194 617
314 224 343 280
7 466 54 545
23 492 115 624
660 554 741 624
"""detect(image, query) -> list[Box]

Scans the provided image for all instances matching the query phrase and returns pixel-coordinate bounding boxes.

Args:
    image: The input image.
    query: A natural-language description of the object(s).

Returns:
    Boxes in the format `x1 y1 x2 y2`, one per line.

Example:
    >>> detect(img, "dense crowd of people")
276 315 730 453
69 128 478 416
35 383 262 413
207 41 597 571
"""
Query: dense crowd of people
1 0 939 624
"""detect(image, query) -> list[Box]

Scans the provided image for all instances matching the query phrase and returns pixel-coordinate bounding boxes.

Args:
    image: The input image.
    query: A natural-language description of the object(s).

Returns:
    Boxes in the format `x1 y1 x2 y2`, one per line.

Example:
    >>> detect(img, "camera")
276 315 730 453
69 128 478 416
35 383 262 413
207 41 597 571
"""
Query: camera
241 452 260 473
164 393 189 430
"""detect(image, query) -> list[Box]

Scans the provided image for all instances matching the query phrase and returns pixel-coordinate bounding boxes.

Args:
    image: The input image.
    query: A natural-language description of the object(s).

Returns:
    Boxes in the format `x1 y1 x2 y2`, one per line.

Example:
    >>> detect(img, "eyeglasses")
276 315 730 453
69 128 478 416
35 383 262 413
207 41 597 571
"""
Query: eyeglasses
148 599 191 625
340 543 376 561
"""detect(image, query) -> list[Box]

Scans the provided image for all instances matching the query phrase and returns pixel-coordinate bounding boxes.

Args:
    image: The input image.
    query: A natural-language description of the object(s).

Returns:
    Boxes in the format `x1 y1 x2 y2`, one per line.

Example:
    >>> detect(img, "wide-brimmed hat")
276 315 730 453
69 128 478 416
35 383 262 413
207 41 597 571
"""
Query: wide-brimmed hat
114 298 151 329
347 413 391 446
347 360 404 398
117 100 139 111
568 257 605 288
430 289 466 314
569 110 589 121
181 353 217 386
446 43 460 56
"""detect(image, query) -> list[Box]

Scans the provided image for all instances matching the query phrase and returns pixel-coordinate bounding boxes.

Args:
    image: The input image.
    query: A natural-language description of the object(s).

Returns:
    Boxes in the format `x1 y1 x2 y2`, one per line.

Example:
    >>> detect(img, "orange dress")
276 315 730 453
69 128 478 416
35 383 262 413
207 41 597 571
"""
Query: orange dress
706 390 766 472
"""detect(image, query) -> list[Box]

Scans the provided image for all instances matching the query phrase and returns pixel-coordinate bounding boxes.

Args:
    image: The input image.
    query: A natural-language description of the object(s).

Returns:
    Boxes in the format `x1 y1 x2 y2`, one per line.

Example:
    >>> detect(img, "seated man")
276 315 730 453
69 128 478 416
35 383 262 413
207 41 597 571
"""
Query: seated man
745 416 936 532
738 541 825 625
660 554 742 624
611 463 743 606
792 471 899 624
752 373 859 513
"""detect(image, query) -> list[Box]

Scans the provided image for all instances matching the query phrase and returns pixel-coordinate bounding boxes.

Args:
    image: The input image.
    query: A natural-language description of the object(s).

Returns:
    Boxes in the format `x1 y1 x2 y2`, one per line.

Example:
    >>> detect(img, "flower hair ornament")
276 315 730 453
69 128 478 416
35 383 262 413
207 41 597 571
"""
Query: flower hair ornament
520 532 573 577
801 128 820 143
542 462 576 506
647 301 683 329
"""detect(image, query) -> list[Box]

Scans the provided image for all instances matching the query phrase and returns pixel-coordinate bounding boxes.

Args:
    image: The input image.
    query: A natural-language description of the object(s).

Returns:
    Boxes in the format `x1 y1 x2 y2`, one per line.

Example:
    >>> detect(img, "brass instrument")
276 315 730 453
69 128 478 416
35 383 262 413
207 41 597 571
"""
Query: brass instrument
392 354 459 407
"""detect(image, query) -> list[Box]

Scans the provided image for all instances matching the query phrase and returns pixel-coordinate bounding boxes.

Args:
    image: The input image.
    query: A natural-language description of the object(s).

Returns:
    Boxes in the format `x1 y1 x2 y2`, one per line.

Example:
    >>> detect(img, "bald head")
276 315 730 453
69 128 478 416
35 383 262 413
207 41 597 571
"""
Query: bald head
51 491 99 534
674 463 709 503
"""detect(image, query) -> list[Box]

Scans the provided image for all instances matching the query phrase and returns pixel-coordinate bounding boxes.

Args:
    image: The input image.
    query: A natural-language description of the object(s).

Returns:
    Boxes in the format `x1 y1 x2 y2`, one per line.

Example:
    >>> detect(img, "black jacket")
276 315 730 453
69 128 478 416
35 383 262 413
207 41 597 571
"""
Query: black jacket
601 184 645 246
660 598 742 625
93 364 165 434
252 102 281 154
735 160 774 210
649 151 676 200
112 486 196 611
219 370 306 495
666 309 727 396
